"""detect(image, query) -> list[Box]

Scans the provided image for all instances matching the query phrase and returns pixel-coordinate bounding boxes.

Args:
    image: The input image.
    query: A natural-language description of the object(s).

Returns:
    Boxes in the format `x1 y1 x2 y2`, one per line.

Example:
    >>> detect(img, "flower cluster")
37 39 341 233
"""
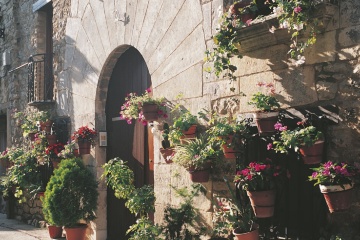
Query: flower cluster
271 121 323 154
234 158 284 191
0 149 8 160
45 143 65 159
309 161 359 186
72 126 97 144
119 88 167 125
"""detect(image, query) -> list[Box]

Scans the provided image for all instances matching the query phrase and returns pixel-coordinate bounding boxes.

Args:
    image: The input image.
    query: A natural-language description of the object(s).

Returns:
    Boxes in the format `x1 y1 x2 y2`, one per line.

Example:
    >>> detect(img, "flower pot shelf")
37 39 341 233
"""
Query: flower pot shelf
235 1 338 54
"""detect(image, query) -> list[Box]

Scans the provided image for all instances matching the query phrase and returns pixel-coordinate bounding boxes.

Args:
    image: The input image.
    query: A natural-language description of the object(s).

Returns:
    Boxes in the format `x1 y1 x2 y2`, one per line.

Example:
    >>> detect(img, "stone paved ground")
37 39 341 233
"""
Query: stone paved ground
0 213 57 240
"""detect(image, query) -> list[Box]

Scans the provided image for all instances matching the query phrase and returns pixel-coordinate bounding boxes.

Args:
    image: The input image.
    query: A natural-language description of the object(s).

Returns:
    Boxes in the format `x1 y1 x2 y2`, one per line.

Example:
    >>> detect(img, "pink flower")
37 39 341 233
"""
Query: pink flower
126 119 132 124
246 19 252 26
279 126 287 131
146 88 152 93
247 174 253 180
294 6 302 14
274 122 283 130
256 82 266 87
311 172 318 178
267 143 273 150
163 114 168 118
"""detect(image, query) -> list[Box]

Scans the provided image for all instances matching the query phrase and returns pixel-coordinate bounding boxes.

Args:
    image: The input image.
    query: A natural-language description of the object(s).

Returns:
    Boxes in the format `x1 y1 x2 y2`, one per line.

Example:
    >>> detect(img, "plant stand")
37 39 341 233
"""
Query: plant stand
247 189 276 218
299 141 324 164
319 184 353 213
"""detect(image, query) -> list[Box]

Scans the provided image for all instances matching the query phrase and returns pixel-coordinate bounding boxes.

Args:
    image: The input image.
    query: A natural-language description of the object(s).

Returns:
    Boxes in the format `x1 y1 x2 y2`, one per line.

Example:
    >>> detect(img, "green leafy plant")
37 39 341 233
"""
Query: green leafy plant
212 177 256 236
234 158 285 191
272 121 324 154
120 88 167 125
205 0 325 86
162 184 207 239
168 111 198 145
14 110 50 137
172 134 222 171
308 161 358 187
42 158 98 227
57 141 78 159
126 217 162 240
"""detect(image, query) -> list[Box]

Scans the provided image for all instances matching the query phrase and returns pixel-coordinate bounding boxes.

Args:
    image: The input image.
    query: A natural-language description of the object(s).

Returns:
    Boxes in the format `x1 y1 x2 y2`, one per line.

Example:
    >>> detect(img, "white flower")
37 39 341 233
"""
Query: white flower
280 20 289 29
269 26 276 33
273 6 284 17
295 55 306 66
293 23 304 31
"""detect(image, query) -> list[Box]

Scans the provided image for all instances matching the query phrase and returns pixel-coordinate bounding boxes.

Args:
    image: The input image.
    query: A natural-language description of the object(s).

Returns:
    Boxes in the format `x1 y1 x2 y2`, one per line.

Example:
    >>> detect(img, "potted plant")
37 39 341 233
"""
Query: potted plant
248 82 280 136
45 143 65 168
71 126 97 155
168 110 198 145
57 141 79 159
272 121 324 164
42 158 98 240
213 177 258 240
172 134 221 182
234 158 285 218
119 88 167 125
206 116 249 159
308 161 358 213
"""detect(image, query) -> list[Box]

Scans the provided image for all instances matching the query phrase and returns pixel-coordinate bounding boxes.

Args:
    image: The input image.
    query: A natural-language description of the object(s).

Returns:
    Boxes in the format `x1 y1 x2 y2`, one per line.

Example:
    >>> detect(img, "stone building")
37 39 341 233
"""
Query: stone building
0 0 359 239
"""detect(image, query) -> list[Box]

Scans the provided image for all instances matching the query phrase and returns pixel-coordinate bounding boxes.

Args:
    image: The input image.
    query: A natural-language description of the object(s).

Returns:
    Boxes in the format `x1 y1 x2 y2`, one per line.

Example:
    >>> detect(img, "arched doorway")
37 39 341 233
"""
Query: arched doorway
105 47 154 240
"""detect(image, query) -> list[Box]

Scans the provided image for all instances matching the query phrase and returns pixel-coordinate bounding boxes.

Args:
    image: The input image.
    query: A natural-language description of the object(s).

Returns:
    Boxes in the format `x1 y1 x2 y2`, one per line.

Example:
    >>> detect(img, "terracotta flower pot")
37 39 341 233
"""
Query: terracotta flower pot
188 168 210 183
180 125 197 144
253 112 279 136
28 132 37 141
159 147 175 163
78 140 91 155
41 120 53 134
48 225 63 239
220 135 241 159
247 189 276 218
142 103 160 122
64 224 87 240
46 134 57 145
319 184 353 213
299 141 324 164
233 224 259 240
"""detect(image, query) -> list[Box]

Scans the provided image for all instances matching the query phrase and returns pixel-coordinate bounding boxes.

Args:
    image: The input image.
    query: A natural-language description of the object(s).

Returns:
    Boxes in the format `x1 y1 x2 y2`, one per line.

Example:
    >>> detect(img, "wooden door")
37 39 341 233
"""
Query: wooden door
105 47 153 240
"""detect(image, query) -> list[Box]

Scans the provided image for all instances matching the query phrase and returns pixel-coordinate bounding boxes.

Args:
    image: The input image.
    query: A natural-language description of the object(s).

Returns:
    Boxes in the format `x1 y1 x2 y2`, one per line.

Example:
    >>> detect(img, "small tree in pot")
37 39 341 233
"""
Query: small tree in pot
42 158 98 240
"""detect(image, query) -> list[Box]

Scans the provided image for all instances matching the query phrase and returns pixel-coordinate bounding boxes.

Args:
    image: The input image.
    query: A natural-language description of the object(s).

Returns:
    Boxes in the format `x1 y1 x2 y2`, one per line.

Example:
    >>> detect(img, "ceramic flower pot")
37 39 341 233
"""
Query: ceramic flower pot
253 112 279 136
48 225 63 239
233 224 259 240
299 141 324 164
188 168 210 183
319 184 353 213
40 120 53 134
142 103 160 122
247 189 276 218
159 147 175 163
219 135 241 159
78 140 91 155
46 134 57 145
64 224 87 240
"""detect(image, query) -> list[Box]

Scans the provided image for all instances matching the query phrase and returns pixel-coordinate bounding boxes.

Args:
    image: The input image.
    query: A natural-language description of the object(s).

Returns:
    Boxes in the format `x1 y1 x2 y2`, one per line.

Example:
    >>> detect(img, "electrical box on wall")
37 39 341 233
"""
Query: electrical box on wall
99 131 107 146
2 51 10 66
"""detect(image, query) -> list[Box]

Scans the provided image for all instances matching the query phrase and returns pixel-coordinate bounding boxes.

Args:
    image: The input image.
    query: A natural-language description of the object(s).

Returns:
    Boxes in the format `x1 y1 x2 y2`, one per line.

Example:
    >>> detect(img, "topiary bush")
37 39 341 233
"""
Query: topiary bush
42 158 98 227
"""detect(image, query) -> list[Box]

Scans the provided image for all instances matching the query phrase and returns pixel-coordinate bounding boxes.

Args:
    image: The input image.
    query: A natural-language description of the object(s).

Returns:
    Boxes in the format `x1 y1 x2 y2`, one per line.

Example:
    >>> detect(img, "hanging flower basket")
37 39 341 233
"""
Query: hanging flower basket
247 189 276 218
319 184 353 213
253 112 279 136
299 140 324 164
